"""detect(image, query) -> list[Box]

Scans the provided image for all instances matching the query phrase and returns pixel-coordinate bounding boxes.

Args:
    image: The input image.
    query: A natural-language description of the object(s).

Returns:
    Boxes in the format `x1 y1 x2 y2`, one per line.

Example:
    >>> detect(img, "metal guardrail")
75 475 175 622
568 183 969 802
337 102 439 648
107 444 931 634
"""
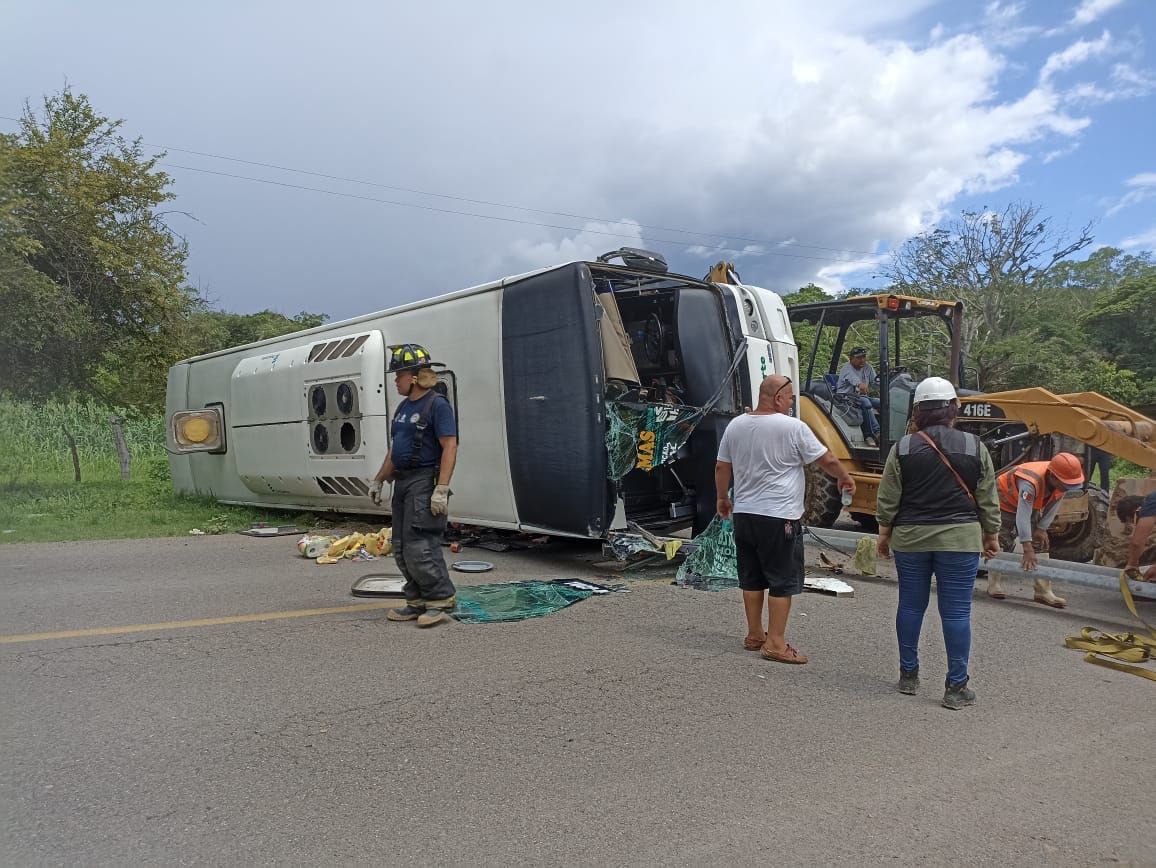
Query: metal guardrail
805 526 1152 597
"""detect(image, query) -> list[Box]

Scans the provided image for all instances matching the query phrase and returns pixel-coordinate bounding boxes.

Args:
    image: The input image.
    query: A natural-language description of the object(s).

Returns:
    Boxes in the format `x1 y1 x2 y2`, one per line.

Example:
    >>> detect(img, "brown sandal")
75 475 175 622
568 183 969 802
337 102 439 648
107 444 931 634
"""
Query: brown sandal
761 644 809 665
743 635 767 651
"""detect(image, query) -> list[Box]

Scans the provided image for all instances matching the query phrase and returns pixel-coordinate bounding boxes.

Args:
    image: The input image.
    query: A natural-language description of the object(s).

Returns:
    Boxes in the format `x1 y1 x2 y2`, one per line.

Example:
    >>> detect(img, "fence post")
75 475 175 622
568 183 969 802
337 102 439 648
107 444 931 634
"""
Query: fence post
109 415 132 480
61 423 82 483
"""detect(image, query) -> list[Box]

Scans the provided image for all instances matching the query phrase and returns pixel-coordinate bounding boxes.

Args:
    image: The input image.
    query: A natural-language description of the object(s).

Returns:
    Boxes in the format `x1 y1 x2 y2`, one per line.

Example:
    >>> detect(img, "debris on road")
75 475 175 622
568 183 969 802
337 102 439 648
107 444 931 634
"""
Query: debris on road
351 573 407 597
239 524 303 537
852 537 877 576
453 580 597 624
298 529 392 563
451 560 494 573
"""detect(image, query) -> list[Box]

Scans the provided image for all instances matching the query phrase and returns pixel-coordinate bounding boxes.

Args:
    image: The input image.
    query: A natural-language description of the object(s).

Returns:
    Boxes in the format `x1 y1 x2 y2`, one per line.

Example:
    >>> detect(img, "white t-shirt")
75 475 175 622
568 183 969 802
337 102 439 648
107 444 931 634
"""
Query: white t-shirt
716 412 829 519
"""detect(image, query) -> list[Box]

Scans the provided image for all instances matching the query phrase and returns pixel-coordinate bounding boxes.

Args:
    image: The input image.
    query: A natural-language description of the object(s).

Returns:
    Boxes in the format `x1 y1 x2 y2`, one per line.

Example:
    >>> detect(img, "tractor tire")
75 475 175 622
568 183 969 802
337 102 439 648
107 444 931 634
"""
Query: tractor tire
804 462 843 528
1049 486 1110 563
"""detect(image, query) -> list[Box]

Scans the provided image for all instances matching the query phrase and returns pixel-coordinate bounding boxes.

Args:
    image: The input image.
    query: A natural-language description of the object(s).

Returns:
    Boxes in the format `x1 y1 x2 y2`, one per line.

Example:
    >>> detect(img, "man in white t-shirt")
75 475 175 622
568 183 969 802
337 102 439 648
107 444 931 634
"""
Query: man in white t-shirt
716 374 855 664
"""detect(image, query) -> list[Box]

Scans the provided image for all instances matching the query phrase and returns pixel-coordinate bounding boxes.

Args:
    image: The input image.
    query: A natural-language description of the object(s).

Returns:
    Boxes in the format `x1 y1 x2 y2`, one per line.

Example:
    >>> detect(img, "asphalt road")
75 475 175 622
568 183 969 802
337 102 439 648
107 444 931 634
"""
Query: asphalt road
1 533 1153 866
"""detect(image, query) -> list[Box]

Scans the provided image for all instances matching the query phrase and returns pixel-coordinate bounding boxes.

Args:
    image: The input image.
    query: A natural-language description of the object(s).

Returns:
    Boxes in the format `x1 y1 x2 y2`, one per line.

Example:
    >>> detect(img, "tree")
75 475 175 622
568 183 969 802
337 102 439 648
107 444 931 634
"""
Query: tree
181 308 329 358
1082 270 1156 404
883 202 1094 389
0 88 193 408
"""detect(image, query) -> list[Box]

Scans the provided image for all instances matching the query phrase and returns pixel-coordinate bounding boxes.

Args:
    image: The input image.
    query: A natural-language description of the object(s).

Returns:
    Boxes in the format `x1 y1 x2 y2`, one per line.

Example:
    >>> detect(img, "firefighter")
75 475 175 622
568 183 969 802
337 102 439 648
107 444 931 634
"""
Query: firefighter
986 452 1086 608
369 344 459 627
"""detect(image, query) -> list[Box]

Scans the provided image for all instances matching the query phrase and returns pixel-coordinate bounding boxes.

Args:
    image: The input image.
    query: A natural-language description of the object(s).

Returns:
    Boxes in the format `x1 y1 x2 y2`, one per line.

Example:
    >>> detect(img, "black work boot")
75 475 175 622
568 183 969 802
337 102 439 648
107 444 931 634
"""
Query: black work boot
386 604 425 622
897 668 920 695
942 679 976 710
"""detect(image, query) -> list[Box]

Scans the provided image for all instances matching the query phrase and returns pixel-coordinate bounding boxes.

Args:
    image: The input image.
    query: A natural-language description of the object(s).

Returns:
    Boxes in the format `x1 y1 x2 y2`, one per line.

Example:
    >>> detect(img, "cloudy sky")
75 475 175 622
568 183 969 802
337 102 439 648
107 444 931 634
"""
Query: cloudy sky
3 0 1155 319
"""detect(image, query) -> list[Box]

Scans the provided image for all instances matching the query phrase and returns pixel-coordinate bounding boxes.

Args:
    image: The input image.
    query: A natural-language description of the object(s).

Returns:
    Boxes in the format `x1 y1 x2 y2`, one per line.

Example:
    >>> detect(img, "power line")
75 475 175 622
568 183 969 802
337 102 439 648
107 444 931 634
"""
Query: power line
151 142 879 258
1 112 883 261
161 162 882 267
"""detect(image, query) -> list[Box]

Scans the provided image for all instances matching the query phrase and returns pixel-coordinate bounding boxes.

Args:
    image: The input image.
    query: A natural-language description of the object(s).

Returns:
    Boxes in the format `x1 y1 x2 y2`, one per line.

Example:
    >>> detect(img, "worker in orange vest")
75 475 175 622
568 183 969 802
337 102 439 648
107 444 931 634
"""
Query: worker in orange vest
987 453 1086 608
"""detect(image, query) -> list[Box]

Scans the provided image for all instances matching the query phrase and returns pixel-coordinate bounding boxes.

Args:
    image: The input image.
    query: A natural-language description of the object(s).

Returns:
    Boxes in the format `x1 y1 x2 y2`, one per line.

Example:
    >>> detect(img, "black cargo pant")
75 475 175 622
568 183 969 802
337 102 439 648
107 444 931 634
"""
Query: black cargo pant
391 469 456 609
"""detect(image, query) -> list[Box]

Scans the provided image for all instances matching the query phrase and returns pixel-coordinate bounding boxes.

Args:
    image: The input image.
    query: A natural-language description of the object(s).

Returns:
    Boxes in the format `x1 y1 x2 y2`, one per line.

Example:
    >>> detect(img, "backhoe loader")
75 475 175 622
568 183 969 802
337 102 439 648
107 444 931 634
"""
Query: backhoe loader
705 262 1156 563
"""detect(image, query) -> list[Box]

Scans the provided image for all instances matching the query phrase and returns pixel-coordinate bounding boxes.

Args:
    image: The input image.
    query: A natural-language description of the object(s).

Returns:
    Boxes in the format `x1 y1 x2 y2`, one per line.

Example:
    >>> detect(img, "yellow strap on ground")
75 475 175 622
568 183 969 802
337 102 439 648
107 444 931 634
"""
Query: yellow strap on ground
1064 573 1156 682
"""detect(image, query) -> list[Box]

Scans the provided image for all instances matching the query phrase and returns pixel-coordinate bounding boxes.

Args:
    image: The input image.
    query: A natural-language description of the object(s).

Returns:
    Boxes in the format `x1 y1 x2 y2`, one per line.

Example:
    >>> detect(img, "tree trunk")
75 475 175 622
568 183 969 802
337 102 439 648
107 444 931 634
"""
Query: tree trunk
61 423 81 483
109 415 131 480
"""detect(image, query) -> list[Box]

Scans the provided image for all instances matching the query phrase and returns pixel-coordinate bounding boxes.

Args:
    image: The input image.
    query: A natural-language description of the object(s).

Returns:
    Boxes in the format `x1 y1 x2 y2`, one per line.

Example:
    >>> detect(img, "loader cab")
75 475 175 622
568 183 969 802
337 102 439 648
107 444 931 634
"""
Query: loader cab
788 294 963 464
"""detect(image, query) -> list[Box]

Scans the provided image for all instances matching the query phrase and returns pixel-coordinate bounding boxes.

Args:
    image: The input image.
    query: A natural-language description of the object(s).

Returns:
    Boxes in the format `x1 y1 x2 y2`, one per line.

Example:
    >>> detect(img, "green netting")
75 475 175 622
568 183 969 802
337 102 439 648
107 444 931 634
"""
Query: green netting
675 516 740 591
606 401 706 481
453 581 594 624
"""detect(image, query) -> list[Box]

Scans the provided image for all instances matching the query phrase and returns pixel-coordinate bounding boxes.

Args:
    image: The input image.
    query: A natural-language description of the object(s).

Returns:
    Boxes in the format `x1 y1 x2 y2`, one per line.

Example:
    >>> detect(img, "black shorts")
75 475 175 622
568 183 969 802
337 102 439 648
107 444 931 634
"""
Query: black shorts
733 513 805 597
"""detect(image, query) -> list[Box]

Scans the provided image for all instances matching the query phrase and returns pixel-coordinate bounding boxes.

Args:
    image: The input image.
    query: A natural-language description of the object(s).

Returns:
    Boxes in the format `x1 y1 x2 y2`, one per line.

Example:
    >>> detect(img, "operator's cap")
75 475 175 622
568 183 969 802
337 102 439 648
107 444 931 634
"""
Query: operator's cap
848 346 868 358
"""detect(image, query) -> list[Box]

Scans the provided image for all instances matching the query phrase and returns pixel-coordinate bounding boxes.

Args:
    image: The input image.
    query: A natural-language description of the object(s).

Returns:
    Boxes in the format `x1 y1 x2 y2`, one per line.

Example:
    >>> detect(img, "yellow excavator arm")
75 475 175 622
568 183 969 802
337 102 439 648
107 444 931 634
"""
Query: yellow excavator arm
963 388 1156 470
705 261 742 285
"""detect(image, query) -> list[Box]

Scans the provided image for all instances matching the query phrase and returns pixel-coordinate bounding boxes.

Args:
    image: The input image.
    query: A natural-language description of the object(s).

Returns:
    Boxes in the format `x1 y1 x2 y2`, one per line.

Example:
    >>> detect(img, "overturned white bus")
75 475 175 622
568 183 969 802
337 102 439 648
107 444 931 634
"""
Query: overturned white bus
165 249 798 539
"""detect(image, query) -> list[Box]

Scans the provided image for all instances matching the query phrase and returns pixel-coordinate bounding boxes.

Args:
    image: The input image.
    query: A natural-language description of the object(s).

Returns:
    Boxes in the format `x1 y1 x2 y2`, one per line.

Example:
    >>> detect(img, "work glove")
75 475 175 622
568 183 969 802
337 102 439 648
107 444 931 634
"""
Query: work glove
369 480 383 506
430 484 452 516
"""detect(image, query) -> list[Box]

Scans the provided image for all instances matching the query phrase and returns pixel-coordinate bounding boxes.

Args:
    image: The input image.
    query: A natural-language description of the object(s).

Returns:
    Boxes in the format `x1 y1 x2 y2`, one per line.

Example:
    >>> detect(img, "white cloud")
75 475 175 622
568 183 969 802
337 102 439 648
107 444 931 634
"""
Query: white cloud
1119 225 1156 250
19 0 1142 313
1064 63 1156 104
983 1 1043 47
1104 173 1156 216
814 255 891 294
1040 30 1114 82
1071 0 1125 28
494 13 1099 292
505 220 646 272
1043 144 1080 162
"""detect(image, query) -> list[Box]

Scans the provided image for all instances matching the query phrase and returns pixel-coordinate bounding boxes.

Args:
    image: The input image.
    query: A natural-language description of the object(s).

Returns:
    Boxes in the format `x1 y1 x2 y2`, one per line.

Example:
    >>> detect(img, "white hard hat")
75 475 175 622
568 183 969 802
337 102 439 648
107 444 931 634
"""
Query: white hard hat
913 376 957 406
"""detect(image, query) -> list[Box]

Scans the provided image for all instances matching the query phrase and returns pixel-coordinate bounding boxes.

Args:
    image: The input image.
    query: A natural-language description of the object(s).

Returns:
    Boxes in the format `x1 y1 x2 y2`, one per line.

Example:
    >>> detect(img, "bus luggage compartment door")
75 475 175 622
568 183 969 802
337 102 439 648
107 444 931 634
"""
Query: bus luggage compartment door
229 330 388 498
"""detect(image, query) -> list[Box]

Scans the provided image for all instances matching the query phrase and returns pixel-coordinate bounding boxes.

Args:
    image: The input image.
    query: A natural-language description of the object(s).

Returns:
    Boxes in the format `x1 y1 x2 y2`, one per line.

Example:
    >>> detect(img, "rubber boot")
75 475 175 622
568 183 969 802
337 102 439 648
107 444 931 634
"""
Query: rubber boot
986 571 1006 600
1033 578 1067 609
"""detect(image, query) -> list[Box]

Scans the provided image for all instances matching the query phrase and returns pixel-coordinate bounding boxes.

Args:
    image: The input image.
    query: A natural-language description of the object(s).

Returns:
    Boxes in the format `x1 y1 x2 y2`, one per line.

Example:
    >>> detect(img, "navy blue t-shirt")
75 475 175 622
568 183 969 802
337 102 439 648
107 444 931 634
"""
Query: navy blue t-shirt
390 392 457 469
1141 492 1156 519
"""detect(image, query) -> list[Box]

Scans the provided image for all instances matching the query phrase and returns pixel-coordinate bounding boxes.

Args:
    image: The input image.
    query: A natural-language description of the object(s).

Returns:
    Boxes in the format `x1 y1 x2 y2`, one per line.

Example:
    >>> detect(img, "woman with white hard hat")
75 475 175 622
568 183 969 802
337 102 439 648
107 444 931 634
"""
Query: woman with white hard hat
875 377 1002 710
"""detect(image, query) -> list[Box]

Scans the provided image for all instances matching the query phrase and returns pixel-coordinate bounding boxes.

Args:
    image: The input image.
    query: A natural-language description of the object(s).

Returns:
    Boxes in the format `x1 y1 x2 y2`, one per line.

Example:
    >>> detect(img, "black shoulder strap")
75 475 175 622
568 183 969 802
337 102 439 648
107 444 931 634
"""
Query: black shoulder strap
917 431 976 505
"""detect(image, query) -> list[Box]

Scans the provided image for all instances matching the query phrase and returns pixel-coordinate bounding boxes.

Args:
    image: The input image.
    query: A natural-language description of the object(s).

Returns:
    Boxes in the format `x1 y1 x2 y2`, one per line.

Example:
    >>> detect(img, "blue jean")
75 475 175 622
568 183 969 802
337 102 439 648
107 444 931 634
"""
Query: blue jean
892 550 980 686
857 395 880 436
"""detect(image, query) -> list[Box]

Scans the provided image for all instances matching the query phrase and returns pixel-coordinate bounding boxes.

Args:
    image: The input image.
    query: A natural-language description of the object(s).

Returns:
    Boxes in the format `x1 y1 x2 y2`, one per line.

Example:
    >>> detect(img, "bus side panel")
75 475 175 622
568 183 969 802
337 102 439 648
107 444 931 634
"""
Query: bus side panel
501 263 608 537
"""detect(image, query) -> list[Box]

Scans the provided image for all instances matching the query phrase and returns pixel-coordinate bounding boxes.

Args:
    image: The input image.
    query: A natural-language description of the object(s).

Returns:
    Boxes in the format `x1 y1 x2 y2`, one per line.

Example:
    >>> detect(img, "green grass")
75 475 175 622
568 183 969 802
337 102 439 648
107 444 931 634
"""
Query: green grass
0 398 303 543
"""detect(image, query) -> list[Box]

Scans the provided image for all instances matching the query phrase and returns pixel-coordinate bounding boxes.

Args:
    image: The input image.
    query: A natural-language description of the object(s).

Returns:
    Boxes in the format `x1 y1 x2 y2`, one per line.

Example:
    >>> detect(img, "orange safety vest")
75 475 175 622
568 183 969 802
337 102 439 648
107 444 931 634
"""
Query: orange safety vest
997 461 1065 515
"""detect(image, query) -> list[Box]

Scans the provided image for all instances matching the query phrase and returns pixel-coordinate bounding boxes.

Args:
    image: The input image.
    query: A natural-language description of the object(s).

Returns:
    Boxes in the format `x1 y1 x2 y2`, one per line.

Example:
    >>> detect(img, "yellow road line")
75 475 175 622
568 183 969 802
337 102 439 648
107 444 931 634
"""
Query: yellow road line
0 600 402 645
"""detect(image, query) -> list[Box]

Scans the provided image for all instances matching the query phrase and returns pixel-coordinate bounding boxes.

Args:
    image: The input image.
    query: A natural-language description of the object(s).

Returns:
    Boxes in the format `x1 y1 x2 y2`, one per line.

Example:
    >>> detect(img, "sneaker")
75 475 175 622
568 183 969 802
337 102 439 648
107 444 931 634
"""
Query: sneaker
865 435 879 447
386 605 425 621
942 680 976 710
897 668 920 695
417 609 450 628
